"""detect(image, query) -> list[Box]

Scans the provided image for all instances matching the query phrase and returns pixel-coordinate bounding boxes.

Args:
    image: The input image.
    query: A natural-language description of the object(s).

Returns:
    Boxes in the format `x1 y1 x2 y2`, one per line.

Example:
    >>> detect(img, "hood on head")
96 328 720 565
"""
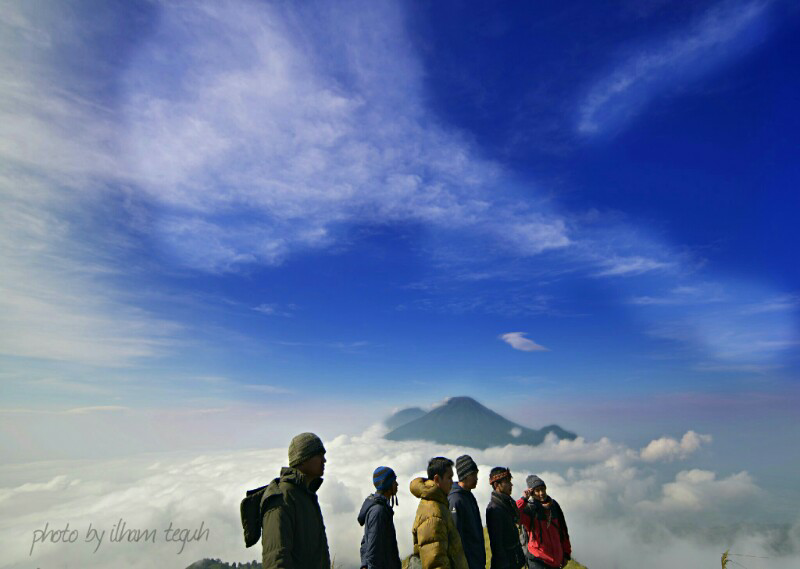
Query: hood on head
357 494 380 526
278 466 323 493
410 477 447 504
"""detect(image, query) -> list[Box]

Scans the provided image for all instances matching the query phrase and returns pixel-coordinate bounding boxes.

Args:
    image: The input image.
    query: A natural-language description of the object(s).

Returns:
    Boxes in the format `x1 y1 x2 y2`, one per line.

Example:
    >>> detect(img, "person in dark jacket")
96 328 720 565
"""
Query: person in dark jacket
260 432 331 569
448 455 486 569
358 466 402 569
517 475 571 569
486 467 525 569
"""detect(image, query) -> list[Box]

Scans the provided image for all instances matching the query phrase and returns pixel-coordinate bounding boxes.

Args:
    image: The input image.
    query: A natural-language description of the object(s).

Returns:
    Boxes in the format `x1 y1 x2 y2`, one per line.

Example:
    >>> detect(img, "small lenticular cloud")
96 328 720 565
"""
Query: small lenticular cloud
510 427 522 438
499 332 549 352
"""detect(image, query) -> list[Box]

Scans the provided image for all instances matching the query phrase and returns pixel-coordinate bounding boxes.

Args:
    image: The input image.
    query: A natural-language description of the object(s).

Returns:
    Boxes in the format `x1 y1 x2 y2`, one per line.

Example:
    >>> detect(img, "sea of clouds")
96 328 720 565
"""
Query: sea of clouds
1 426 797 569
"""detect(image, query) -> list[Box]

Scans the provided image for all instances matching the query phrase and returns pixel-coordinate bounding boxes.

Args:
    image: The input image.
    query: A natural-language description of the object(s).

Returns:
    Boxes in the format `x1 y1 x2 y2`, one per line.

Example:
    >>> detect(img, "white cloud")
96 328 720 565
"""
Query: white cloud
639 469 759 511
481 434 632 466
499 332 549 352
241 384 293 395
275 339 370 353
693 362 781 374
631 278 799 367
578 0 769 135
640 430 712 462
430 397 453 409
0 171 177 365
595 256 672 277
509 427 522 438
253 304 278 315
649 306 797 363
0 0 794 379
64 406 129 415
742 294 799 314
117 0 570 272
27 377 114 396
253 303 295 317
1 428 794 569
0 3 178 366
630 283 728 305
0 0 571 368
0 475 77 505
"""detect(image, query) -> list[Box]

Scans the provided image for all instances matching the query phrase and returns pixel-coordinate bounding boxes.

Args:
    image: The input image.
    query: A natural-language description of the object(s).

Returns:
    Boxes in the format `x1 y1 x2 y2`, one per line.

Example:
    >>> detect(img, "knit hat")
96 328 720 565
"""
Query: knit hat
288 432 326 468
489 467 511 485
526 474 546 489
373 466 397 492
455 455 478 481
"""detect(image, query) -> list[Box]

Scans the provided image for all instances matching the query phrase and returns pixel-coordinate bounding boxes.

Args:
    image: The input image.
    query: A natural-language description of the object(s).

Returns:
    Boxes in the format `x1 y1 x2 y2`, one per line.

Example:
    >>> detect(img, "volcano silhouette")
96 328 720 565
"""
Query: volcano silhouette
384 396 575 449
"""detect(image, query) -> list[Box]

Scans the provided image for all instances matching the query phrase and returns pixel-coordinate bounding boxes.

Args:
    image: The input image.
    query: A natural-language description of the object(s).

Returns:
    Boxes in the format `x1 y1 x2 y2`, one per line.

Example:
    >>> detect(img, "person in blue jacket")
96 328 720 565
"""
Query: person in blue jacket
358 466 401 569
448 455 486 569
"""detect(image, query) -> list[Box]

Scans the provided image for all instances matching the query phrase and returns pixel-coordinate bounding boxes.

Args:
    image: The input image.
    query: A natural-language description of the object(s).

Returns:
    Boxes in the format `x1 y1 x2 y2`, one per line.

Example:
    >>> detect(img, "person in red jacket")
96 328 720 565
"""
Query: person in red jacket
516 475 571 569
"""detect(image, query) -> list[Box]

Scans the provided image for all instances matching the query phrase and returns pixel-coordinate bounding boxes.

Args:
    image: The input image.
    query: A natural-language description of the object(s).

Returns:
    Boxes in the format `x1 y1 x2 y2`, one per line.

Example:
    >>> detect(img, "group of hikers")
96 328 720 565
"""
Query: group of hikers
242 432 572 569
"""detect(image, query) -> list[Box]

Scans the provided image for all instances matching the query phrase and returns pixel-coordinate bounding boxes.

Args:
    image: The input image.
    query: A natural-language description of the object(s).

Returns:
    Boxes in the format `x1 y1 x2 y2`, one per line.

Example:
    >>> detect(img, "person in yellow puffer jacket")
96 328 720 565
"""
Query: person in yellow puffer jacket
410 457 469 569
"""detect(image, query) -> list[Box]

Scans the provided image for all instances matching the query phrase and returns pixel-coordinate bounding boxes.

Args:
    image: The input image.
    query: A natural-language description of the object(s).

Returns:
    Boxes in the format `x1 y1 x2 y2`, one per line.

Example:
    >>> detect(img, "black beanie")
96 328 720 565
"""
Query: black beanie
455 455 478 480
526 474 546 489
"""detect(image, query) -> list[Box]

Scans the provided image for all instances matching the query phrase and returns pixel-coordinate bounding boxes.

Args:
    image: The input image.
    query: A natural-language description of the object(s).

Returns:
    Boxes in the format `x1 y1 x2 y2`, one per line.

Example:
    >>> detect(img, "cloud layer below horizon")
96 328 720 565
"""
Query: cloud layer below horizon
1 426 796 569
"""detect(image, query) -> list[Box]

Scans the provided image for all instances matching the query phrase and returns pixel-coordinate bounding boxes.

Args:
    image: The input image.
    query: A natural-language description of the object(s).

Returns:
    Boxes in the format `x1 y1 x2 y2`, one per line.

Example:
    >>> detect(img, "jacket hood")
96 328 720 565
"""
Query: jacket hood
277 466 324 493
410 477 448 505
357 493 390 526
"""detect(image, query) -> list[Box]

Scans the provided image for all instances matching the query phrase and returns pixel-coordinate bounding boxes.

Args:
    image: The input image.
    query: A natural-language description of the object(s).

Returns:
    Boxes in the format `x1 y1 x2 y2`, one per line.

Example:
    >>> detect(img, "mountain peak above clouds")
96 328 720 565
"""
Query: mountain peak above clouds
384 406 427 430
384 396 576 449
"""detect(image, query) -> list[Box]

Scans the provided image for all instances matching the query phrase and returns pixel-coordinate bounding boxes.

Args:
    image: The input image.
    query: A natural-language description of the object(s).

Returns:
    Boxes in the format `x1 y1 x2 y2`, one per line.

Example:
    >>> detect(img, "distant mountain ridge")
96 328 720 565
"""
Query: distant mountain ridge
385 406 427 430
384 396 575 449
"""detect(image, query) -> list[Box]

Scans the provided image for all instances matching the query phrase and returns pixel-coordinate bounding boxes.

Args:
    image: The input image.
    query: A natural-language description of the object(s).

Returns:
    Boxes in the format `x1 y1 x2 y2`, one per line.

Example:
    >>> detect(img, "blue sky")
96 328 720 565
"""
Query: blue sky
1 0 798 506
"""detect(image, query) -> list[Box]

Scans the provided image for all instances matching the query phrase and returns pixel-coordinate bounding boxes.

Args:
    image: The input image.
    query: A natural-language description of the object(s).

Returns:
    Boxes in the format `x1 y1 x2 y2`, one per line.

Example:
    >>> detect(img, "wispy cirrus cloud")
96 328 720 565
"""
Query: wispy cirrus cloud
692 362 781 373
630 283 728 305
578 0 771 135
241 384 294 395
642 281 798 365
0 0 795 381
0 406 129 416
118 0 793 375
64 405 129 415
0 3 178 367
595 255 674 277
119 0 571 272
0 0 572 369
275 339 371 353
253 303 296 317
397 290 559 318
0 185 177 366
741 294 799 315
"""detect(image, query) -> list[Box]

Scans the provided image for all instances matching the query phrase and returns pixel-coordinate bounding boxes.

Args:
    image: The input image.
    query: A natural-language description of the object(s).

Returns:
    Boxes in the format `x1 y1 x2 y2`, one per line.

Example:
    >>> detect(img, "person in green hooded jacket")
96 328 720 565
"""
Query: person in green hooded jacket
410 457 469 569
260 432 331 569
